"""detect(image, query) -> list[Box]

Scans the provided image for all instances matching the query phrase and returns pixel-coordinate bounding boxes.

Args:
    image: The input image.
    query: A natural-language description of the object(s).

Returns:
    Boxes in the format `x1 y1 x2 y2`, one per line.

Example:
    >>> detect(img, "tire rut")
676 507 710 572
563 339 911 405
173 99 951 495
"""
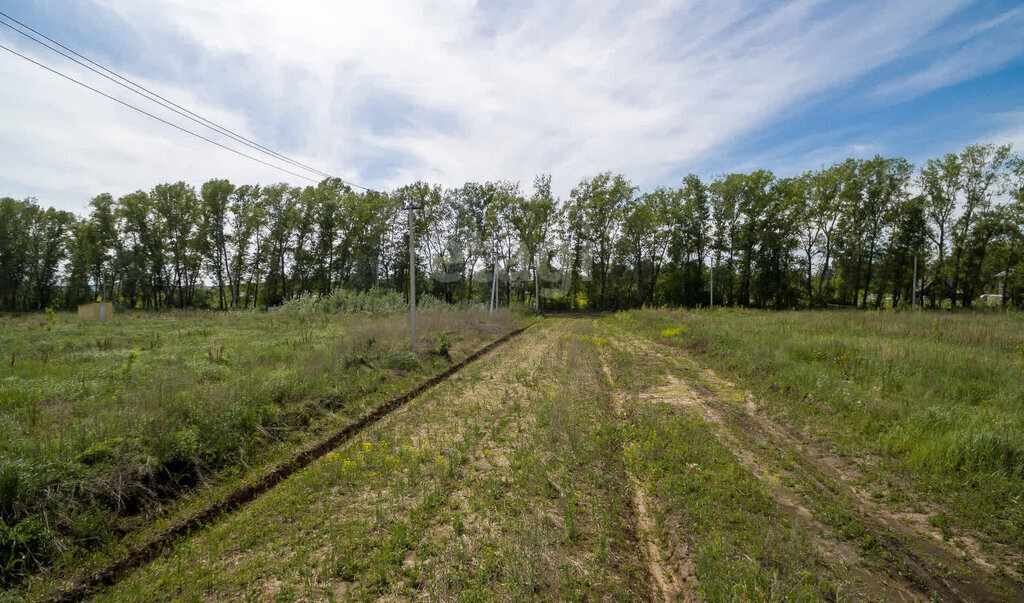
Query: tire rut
618 328 1021 602
599 352 697 603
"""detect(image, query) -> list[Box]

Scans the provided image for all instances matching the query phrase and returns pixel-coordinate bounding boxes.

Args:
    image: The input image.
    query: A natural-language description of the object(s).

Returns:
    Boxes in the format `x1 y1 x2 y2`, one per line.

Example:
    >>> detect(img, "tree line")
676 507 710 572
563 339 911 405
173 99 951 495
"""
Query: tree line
1 143 1022 313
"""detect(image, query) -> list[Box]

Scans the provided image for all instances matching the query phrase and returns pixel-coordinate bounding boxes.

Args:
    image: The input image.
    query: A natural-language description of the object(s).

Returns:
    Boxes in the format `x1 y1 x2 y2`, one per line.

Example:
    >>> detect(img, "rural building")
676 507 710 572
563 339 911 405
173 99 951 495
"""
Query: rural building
78 301 114 321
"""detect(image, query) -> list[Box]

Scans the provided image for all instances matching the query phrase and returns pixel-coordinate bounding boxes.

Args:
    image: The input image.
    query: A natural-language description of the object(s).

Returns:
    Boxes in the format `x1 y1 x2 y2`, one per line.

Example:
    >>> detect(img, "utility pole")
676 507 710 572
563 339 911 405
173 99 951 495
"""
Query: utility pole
408 204 418 352
709 261 714 307
534 264 540 312
489 241 498 315
912 254 917 309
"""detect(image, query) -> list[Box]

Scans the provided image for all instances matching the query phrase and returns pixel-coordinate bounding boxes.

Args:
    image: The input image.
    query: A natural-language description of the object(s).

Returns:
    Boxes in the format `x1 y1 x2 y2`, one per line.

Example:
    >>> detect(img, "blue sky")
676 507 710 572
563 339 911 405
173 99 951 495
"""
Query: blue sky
1 0 1022 212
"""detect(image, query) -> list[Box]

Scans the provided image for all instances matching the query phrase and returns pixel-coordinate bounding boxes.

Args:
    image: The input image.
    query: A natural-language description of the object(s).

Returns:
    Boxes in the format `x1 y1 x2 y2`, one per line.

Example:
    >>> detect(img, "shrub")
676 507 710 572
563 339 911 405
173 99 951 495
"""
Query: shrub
384 351 420 372
279 289 460 316
434 332 451 358
0 516 54 582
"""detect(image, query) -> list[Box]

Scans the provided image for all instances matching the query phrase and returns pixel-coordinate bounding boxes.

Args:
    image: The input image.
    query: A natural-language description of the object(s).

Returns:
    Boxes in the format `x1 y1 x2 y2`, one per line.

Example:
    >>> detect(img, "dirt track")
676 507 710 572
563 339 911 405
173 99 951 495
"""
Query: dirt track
604 322 1021 602
46 317 1024 601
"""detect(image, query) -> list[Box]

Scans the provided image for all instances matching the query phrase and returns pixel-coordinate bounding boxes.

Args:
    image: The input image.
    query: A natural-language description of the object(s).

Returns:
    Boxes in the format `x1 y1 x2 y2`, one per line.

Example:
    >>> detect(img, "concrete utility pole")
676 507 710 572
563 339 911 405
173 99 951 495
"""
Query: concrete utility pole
408 204 417 352
709 262 714 307
534 264 540 312
912 254 917 309
489 242 498 315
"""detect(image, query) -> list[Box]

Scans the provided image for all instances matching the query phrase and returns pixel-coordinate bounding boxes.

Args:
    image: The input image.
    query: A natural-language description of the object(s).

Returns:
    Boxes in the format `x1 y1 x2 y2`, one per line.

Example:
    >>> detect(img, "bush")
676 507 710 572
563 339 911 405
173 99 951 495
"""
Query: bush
279 289 406 316
278 289 460 316
434 332 451 358
0 516 54 582
384 351 420 372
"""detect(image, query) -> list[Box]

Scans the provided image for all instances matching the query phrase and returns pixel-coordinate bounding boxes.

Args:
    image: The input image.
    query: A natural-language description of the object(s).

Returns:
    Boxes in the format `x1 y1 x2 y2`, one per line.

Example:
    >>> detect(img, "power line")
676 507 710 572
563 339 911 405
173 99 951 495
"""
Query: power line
0 11 376 192
0 11 334 181
0 41 321 183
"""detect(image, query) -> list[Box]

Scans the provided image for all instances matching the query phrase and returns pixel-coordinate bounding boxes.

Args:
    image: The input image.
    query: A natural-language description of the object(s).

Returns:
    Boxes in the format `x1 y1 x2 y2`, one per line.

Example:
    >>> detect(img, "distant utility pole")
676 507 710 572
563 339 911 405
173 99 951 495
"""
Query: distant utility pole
489 241 498 315
407 204 420 352
709 262 714 307
912 254 917 309
534 264 540 312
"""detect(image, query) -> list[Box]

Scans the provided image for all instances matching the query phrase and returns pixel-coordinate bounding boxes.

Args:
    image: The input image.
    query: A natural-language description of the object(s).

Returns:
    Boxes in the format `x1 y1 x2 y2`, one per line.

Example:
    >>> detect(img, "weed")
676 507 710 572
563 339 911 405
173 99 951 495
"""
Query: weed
385 351 420 372
121 350 139 375
929 512 955 540
44 308 56 330
207 344 229 364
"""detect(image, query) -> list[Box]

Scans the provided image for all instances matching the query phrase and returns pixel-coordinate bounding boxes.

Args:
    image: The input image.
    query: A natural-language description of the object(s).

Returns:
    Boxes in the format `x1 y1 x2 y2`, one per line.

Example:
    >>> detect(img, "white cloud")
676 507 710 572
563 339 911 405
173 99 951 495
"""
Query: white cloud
982 111 1024 154
0 0 984 210
872 7 1024 101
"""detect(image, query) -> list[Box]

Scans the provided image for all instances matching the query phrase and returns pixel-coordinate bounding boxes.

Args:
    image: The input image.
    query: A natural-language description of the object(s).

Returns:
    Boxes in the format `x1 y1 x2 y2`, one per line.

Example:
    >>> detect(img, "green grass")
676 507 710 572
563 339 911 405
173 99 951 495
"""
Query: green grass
86 318 648 601
625 307 1024 566
600 320 846 600
8 310 1023 599
0 308 518 585
627 408 835 600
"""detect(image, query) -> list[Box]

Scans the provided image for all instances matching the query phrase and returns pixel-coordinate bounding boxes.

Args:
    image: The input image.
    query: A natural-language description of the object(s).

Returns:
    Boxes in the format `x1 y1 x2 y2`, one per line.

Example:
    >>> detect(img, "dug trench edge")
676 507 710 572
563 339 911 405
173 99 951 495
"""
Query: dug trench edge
49 321 536 603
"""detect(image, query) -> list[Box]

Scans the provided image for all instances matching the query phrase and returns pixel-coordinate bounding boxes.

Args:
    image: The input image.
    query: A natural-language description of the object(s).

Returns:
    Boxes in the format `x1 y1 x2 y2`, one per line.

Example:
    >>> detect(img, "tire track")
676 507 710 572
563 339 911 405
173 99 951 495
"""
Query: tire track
49 322 535 603
599 351 697 602
612 326 1020 602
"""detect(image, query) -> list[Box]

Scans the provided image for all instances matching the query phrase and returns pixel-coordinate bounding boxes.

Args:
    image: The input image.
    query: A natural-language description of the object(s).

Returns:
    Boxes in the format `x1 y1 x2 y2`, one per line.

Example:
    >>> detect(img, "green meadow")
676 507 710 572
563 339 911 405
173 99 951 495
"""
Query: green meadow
0 308 517 585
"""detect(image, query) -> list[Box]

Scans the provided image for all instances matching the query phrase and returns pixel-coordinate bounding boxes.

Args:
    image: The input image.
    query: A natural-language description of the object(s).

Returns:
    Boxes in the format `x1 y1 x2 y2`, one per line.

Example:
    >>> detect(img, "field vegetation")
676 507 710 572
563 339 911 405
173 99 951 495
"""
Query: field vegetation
0 304 519 586
615 308 1024 592
4 309 1024 600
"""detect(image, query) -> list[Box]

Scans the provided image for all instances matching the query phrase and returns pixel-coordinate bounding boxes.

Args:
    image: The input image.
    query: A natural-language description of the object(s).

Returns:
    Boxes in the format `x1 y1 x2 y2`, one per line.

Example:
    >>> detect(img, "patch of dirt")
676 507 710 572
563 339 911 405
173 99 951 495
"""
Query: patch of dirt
601 359 698 603
641 371 923 602
260 576 282 598
331 580 358 599
628 330 1024 602
638 377 702 408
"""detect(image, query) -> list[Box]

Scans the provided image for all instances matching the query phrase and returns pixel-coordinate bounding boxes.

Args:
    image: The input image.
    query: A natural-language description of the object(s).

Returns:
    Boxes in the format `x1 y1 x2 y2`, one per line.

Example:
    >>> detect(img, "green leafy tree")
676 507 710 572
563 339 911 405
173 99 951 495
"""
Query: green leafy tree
200 179 235 309
227 184 260 308
27 206 74 309
950 143 1012 307
152 182 202 308
569 172 635 309
919 153 960 306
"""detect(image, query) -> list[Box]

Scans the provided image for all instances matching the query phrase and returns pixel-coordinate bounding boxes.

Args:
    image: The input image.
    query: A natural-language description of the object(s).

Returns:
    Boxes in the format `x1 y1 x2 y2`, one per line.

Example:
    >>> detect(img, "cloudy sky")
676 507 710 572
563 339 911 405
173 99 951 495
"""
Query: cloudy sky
1 0 1023 213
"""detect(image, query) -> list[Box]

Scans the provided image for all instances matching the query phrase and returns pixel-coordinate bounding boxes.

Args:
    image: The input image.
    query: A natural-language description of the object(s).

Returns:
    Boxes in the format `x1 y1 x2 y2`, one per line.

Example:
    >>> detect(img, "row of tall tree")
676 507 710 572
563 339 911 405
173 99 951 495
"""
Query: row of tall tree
2 143 1022 312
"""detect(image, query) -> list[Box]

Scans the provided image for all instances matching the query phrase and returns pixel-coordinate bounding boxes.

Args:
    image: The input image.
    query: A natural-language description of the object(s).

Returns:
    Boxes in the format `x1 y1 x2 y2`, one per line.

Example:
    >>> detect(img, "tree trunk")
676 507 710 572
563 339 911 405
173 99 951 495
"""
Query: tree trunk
805 249 814 307
817 235 832 302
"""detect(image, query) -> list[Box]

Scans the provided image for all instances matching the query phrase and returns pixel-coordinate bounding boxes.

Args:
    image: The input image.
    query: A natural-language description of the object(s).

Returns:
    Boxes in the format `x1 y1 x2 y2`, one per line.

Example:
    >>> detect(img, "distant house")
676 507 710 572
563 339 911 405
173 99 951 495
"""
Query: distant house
918 278 960 303
979 293 1003 303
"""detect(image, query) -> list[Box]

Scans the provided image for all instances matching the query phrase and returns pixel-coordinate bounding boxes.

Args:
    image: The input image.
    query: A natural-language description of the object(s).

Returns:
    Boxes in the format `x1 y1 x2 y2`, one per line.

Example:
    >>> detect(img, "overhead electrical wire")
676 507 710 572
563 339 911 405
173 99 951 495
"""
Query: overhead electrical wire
0 41 323 183
0 12 332 181
0 10 374 191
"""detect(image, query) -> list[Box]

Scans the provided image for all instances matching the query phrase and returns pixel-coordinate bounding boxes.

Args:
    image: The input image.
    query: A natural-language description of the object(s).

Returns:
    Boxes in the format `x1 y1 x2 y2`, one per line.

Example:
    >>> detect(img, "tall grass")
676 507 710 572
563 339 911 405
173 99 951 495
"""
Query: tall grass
278 288 476 315
0 307 517 584
629 308 1024 549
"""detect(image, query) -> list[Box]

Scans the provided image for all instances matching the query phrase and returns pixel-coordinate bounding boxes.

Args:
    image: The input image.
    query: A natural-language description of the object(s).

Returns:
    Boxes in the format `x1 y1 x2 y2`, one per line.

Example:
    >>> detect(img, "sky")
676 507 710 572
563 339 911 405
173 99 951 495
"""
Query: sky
1 0 1023 213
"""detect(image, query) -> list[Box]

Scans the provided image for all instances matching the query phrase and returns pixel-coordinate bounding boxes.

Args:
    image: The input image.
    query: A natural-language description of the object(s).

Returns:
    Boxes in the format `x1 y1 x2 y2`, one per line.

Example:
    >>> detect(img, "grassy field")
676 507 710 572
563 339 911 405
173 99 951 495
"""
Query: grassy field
84 318 860 601
5 309 1024 600
612 308 1024 596
625 309 1024 547
0 308 518 586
